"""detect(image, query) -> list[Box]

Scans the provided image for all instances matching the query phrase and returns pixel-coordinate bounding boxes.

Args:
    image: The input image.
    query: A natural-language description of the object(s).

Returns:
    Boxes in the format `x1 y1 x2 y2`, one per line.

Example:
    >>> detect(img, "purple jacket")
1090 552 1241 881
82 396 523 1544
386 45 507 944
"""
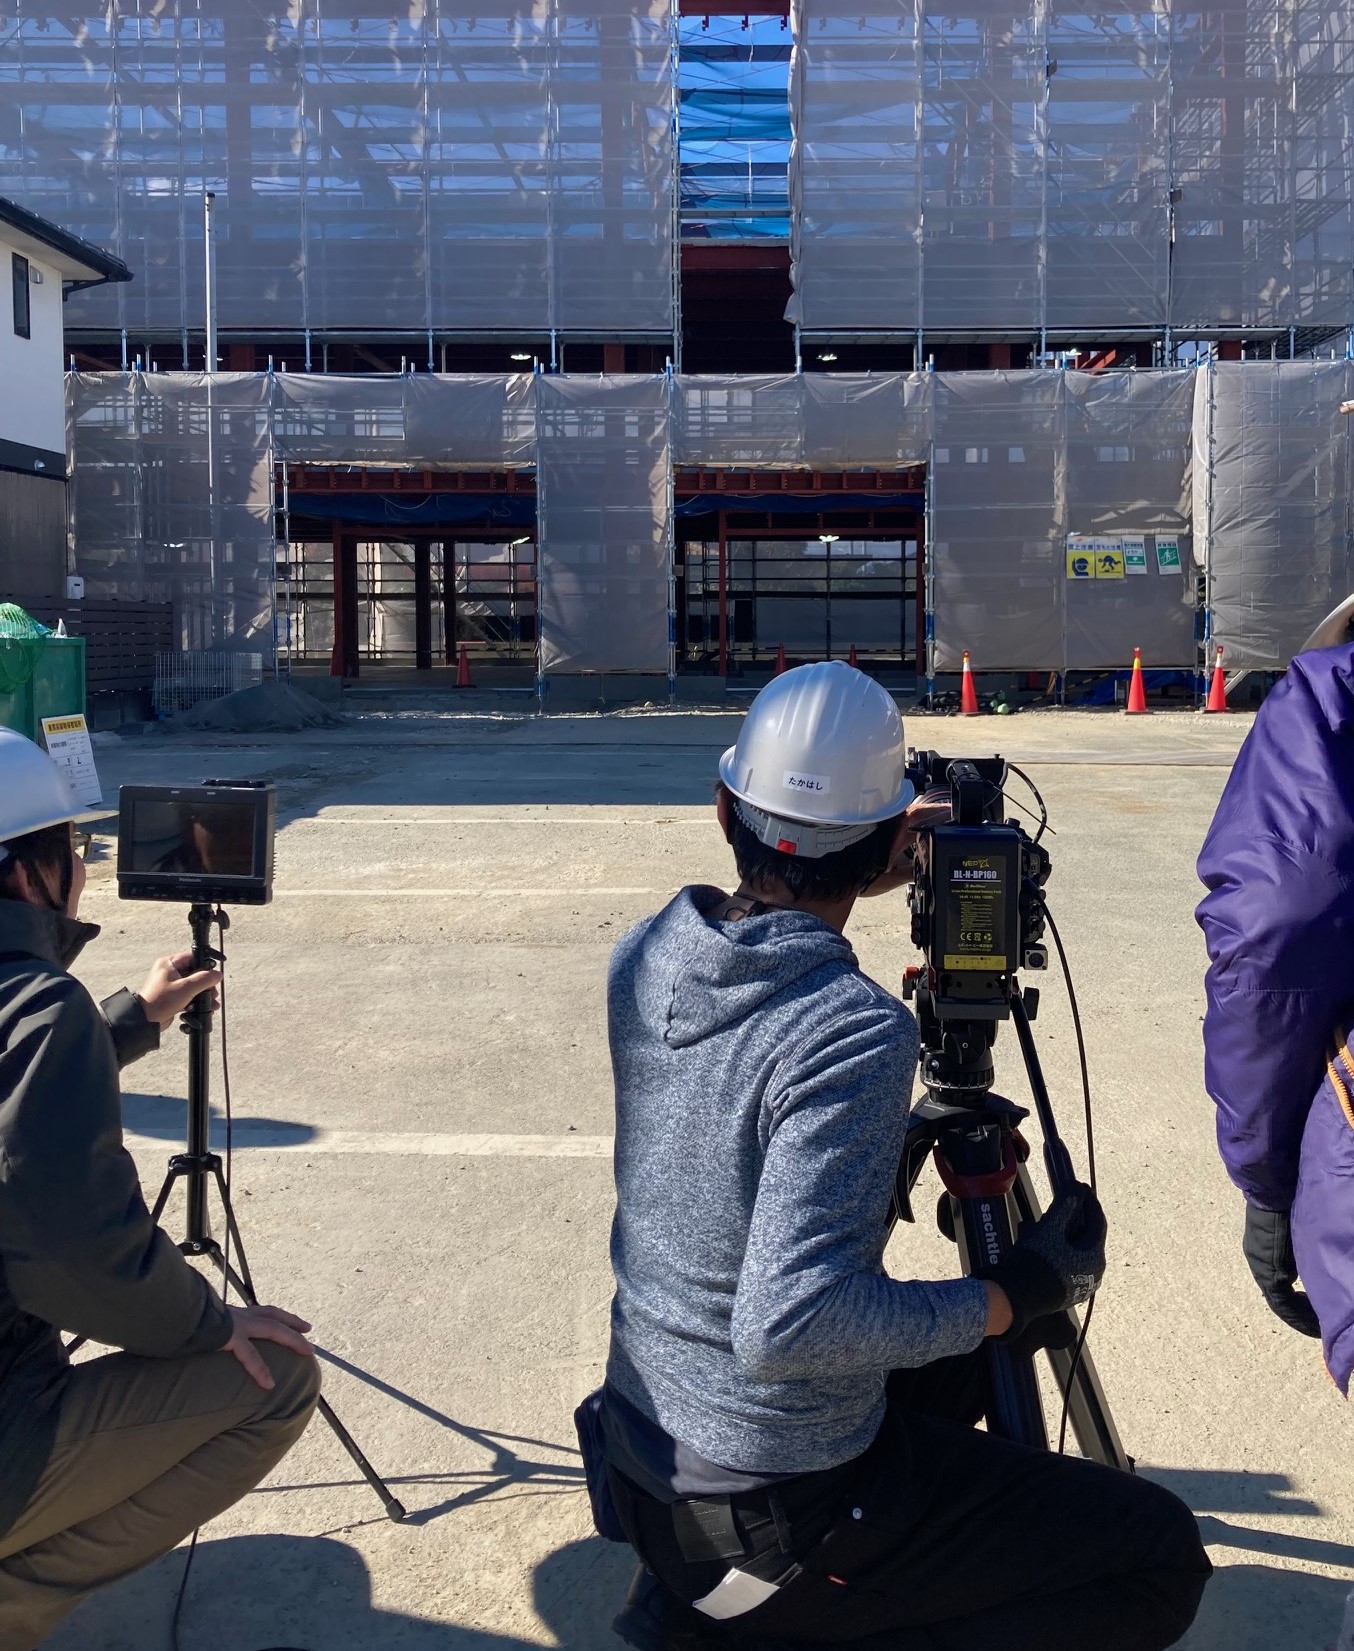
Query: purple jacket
1197 644 1354 1392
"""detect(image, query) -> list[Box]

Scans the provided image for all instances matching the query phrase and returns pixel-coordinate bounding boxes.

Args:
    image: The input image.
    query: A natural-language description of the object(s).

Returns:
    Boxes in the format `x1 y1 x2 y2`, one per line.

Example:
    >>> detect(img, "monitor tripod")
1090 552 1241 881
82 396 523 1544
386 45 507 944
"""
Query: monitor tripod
896 975 1130 1469
142 902 407 1521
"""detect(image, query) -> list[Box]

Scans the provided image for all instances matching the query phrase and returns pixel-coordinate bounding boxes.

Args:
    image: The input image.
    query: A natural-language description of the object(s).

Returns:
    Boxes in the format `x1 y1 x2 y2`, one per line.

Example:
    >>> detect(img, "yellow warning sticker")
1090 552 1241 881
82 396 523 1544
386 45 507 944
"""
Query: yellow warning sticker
1066 551 1093 580
1093 549 1125 580
42 716 86 735
943 954 1006 972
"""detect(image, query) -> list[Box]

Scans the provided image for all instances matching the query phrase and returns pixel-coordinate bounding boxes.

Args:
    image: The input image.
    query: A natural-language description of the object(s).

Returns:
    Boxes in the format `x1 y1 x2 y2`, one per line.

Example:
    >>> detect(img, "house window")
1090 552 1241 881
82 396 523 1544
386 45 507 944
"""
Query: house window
12 254 31 340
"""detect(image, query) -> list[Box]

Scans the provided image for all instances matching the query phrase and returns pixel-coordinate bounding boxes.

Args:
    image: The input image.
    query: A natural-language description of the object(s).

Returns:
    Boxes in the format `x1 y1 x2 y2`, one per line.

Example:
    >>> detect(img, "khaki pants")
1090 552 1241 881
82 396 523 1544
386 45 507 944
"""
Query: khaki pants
0 1341 320 1651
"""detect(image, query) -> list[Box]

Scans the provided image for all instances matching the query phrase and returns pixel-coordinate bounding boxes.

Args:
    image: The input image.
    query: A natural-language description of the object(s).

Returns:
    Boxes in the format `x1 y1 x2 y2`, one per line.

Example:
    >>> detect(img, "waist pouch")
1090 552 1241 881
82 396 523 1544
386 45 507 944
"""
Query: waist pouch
573 1387 628 1543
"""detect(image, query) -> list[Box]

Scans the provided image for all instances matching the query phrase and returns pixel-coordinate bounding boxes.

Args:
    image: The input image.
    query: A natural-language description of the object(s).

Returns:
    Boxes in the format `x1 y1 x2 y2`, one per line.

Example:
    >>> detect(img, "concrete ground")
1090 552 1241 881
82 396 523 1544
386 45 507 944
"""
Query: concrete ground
41 703 1354 1651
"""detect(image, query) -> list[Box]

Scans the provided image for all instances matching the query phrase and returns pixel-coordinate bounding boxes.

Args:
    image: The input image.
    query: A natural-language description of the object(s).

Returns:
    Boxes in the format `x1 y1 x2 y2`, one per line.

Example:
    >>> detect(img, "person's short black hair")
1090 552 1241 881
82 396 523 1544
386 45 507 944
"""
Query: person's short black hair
719 783 900 903
0 821 74 906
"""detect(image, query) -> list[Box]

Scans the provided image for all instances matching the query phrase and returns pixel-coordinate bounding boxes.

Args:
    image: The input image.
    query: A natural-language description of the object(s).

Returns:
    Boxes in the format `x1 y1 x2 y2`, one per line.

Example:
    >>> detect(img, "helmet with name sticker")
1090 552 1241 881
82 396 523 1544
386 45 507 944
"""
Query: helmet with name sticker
717 660 913 859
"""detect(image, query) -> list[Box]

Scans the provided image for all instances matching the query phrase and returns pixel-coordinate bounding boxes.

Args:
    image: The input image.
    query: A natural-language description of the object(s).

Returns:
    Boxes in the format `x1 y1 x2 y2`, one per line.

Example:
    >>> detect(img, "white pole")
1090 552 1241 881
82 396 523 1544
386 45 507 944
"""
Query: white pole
203 191 218 372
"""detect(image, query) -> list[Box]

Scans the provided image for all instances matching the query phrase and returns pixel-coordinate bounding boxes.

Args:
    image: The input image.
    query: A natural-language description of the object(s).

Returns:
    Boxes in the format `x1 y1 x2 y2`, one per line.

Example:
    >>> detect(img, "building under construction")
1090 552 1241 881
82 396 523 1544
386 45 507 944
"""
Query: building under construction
1 0 1352 692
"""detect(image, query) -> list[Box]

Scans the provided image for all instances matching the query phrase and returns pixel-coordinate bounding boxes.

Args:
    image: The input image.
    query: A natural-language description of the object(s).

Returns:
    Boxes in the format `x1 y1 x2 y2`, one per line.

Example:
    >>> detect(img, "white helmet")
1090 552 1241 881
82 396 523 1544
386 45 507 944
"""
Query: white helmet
0 729 95 859
718 661 914 859
1303 593 1354 653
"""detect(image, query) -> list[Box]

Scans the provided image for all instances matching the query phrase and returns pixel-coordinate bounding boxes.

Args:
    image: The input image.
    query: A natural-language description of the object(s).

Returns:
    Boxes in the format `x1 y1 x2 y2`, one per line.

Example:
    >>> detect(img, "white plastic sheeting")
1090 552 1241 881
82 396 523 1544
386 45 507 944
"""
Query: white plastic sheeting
1198 361 1354 670
675 374 931 466
66 372 275 653
787 0 1354 334
66 364 1354 678
1 0 676 337
929 371 1195 671
535 376 672 673
271 374 536 467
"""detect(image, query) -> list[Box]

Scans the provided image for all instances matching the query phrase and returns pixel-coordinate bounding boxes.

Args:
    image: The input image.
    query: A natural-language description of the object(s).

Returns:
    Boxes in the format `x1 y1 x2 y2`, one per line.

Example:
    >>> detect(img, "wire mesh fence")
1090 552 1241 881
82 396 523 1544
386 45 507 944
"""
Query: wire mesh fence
153 650 264 715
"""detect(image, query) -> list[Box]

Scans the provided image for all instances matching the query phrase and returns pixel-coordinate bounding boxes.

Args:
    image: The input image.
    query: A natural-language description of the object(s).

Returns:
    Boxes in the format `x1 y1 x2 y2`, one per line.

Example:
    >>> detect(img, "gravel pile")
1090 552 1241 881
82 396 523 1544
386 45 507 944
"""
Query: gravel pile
176 680 344 733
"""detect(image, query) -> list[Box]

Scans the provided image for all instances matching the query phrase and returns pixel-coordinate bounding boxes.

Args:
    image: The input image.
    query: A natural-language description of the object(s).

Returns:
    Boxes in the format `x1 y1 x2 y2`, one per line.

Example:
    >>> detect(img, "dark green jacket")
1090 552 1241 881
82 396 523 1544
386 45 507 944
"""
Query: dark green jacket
0 899 231 1538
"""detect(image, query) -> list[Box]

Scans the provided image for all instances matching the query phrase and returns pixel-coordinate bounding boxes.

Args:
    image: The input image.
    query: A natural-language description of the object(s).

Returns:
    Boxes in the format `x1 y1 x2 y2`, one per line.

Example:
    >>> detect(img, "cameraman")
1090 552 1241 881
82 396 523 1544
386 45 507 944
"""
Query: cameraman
602 664 1210 1651
1198 599 1354 1387
0 732 318 1651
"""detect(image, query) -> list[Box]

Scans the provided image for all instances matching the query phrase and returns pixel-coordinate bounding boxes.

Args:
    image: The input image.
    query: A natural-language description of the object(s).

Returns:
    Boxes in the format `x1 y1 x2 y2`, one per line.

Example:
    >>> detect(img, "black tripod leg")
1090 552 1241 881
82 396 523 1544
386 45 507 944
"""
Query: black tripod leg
1012 1164 1132 1472
951 1185 1049 1450
211 1160 259 1304
311 1394 407 1522
147 1164 181 1229
203 1182 409 1523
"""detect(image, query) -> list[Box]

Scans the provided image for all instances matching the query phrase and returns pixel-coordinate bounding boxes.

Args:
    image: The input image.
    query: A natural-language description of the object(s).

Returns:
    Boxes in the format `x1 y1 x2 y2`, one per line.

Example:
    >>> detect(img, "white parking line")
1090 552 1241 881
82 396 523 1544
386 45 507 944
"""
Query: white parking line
125 1127 614 1158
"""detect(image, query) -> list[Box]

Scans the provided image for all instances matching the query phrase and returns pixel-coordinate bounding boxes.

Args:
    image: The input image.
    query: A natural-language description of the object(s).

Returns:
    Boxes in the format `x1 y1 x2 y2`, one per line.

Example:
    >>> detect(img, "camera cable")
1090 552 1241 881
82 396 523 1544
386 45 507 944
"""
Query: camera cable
1007 762 1051 844
1029 889 1098 1455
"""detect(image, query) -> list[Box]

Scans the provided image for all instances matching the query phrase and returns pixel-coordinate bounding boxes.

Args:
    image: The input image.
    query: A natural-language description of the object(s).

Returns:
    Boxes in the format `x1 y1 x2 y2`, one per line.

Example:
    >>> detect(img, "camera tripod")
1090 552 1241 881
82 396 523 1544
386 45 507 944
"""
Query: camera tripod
142 902 407 1521
896 978 1130 1469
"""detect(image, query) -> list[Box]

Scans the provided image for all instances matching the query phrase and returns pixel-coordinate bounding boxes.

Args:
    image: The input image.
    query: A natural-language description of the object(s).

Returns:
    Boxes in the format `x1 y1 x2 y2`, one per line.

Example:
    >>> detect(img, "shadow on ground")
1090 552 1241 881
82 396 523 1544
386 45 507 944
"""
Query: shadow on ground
43 1533 635 1651
121 1093 317 1148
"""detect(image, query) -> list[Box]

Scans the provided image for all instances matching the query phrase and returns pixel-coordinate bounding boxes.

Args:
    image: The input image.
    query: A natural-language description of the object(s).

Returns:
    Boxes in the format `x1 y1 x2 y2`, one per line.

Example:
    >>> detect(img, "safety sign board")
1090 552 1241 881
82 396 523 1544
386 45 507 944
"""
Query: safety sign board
1066 534 1126 580
1122 536 1148 575
40 715 104 809
1156 537 1182 573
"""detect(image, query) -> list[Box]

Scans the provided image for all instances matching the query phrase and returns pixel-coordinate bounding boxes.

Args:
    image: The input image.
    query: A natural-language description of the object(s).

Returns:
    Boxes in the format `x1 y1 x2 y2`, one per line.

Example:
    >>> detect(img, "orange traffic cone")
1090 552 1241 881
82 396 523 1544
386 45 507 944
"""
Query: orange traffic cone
848 643 859 668
456 643 474 688
773 643 786 677
1126 646 1149 714
960 650 980 716
1205 644 1229 713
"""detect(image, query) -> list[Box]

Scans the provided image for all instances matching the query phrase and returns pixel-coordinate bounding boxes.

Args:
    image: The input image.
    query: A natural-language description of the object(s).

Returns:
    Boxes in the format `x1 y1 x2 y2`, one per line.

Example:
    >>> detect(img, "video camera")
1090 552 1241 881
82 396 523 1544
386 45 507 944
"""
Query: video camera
116 779 275 906
903 751 1051 1022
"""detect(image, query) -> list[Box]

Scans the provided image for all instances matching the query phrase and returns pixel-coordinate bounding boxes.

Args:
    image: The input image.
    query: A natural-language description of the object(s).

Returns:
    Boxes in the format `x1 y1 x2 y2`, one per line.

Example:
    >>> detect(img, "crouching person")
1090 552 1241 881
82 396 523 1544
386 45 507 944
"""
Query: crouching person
0 732 319 1651
596 664 1211 1651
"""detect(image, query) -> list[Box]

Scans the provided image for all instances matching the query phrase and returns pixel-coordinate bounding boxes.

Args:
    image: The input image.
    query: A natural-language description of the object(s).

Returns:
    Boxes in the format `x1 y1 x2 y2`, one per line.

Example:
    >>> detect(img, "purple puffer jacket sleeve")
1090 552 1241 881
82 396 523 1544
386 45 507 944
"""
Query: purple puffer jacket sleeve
1197 646 1354 1212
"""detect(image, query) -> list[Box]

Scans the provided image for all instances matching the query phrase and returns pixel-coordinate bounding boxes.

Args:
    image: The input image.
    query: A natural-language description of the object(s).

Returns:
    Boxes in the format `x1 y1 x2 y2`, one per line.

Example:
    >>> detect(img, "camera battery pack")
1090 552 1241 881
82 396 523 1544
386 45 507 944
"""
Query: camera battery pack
930 825 1021 1015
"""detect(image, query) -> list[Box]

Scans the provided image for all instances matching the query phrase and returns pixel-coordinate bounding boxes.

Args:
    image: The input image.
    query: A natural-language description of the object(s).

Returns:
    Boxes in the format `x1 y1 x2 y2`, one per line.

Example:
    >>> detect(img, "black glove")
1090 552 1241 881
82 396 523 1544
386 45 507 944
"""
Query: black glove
990 1183 1107 1343
1242 1204 1321 1338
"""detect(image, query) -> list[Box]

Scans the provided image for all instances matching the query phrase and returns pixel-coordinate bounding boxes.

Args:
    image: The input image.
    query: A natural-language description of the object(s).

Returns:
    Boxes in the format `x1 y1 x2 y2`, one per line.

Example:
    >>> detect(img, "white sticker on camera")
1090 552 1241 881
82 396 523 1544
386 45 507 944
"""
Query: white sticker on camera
783 770 831 797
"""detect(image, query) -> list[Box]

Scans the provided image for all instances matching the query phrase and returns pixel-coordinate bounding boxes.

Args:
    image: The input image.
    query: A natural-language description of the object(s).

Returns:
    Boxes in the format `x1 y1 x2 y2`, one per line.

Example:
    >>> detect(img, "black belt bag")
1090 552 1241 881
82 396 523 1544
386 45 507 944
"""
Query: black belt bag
572 1387 628 1543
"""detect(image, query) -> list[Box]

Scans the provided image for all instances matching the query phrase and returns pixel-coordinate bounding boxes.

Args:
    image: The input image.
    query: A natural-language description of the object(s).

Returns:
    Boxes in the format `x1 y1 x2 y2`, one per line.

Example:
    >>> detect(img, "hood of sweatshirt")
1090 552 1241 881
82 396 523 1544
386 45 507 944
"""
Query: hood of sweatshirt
626 885 857 1050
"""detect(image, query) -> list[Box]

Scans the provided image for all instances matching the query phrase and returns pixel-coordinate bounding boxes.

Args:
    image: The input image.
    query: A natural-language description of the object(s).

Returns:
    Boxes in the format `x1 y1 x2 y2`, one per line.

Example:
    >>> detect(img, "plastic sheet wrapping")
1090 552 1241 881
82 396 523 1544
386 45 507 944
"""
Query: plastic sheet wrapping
930 370 1194 671
271 375 536 468
1062 369 1194 668
786 0 924 330
1044 4 1170 329
930 373 1067 670
0 0 675 336
66 372 275 653
1170 0 1354 331
1201 360 1354 669
535 376 671 673
787 0 1353 333
673 373 930 465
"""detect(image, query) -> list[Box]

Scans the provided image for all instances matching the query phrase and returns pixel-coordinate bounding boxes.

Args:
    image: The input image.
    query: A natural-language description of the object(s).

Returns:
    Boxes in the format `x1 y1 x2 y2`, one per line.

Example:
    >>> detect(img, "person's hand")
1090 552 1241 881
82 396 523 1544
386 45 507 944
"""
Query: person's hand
136 951 222 1028
222 1304 316 1389
1242 1204 1321 1337
990 1183 1107 1341
862 792 955 896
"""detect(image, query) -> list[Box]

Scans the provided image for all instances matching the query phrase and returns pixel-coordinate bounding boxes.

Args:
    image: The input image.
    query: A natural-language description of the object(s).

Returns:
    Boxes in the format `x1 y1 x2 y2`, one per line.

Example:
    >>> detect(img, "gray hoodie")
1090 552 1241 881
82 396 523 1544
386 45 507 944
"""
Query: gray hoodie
605 885 989 1478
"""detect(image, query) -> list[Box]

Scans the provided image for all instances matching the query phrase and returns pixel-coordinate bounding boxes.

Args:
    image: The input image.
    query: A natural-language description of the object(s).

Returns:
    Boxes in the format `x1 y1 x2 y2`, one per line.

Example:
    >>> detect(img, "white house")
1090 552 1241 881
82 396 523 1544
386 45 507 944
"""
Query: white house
0 198 128 603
